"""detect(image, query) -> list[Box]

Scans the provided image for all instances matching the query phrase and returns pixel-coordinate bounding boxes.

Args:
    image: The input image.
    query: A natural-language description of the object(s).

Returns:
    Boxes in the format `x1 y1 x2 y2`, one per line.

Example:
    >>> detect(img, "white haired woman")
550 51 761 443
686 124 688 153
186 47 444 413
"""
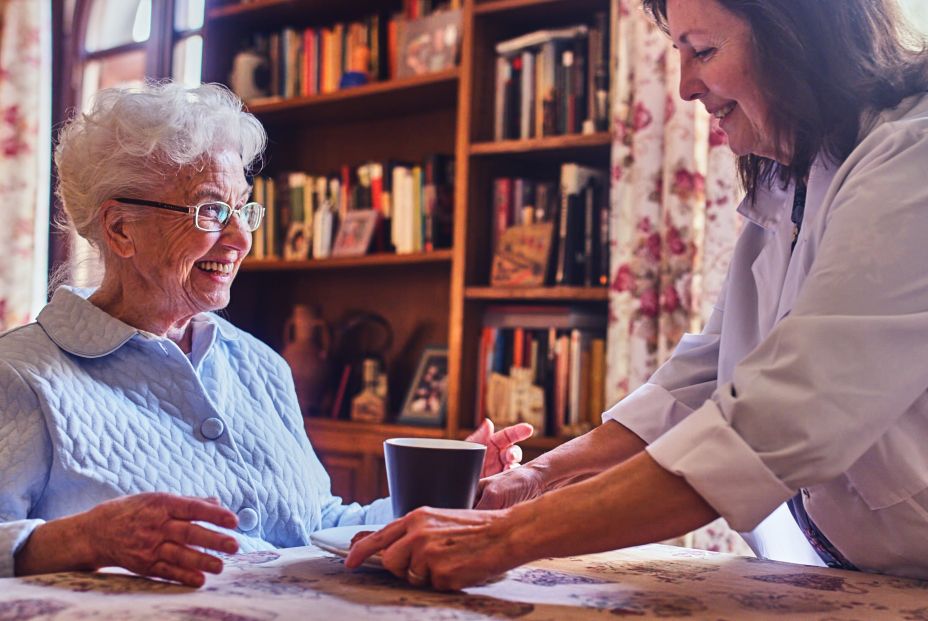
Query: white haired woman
0 82 531 587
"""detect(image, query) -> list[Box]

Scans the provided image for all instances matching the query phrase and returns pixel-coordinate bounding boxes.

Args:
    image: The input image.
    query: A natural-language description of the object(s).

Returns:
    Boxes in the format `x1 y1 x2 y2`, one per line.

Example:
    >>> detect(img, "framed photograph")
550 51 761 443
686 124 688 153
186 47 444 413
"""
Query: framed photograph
396 9 462 79
397 346 449 426
283 221 312 260
331 209 379 258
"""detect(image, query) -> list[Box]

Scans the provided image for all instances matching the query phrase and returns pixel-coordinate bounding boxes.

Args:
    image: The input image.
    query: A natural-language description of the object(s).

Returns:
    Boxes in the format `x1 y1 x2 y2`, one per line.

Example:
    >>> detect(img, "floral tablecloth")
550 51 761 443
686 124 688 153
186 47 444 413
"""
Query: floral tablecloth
2 544 927 620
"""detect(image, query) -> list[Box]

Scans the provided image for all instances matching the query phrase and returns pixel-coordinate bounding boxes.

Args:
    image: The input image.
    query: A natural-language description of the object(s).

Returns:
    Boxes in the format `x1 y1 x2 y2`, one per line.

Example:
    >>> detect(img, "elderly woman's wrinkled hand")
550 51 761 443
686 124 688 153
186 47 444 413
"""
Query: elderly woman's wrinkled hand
465 419 534 478
345 506 519 591
77 492 240 587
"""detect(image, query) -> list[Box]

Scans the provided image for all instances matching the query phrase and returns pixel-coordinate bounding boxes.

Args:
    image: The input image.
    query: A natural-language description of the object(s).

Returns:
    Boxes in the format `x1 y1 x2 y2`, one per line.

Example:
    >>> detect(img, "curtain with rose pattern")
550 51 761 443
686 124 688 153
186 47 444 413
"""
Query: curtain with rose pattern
607 0 750 554
0 0 50 330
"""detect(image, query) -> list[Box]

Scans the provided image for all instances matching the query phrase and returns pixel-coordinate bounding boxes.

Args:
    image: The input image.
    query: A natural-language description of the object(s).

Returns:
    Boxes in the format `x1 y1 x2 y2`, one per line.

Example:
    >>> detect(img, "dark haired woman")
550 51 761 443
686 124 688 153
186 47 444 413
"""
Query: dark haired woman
348 0 928 590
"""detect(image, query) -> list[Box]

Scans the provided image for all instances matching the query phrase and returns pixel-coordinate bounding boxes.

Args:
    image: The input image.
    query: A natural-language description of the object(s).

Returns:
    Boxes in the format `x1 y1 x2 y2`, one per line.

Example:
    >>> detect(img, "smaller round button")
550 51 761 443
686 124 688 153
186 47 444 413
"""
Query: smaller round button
201 417 225 440
238 507 259 532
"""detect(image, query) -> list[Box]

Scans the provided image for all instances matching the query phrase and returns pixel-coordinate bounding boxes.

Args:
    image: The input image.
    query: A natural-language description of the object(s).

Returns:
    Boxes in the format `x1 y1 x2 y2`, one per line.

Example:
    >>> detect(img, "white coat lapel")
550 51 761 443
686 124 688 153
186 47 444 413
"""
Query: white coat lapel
748 186 793 335
774 158 839 324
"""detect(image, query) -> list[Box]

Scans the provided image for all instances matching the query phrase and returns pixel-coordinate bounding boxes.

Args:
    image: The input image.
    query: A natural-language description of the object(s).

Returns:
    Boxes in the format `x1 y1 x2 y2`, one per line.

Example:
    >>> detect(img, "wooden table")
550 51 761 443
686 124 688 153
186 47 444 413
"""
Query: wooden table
2 544 926 620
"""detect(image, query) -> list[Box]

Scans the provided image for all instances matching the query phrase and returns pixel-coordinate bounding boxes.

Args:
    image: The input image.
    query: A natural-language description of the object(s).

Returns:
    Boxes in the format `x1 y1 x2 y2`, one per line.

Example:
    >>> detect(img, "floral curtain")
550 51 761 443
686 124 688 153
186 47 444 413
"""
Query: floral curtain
606 0 749 554
0 0 51 330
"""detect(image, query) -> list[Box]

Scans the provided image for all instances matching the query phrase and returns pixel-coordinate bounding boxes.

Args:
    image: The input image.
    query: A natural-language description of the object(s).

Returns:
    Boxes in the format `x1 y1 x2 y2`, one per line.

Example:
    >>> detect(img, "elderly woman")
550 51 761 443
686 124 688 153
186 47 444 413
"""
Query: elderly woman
349 0 928 589
0 82 531 586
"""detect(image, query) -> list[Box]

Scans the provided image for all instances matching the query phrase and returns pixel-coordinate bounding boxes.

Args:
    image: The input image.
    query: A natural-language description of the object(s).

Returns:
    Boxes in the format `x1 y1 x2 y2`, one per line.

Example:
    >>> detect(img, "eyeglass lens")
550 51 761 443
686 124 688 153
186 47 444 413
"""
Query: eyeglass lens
196 202 263 232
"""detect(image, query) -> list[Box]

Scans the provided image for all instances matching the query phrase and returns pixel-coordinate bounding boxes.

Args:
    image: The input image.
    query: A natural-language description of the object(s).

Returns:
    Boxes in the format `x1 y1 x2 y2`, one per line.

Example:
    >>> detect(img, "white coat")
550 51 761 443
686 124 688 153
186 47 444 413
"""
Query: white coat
606 92 928 580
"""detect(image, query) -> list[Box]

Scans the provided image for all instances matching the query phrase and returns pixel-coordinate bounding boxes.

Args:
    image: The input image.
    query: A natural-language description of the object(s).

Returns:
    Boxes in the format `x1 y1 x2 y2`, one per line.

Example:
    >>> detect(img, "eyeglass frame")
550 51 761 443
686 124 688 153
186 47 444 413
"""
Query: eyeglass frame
112 197 265 232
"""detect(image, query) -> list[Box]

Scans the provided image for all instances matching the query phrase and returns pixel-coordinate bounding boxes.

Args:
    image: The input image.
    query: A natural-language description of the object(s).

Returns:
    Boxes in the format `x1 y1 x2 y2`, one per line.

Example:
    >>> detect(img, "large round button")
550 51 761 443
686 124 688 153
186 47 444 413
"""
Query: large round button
238 507 258 532
201 417 225 440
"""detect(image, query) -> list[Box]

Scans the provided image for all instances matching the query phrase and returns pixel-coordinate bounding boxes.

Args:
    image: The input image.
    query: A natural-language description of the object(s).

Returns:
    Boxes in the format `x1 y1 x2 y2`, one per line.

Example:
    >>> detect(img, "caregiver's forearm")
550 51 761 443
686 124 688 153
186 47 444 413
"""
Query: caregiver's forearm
510 451 718 562
525 420 648 491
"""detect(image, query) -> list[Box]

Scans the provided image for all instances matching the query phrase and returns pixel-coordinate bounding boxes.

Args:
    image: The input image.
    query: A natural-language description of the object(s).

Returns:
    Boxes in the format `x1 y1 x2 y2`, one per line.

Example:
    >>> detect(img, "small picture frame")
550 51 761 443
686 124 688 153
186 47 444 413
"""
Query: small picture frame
331 209 379 258
396 9 462 79
397 346 449 426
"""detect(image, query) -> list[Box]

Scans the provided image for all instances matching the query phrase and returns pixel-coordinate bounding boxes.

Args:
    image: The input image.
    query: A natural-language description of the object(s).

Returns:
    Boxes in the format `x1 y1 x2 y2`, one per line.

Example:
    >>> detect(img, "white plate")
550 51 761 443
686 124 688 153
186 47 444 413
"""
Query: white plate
310 524 388 569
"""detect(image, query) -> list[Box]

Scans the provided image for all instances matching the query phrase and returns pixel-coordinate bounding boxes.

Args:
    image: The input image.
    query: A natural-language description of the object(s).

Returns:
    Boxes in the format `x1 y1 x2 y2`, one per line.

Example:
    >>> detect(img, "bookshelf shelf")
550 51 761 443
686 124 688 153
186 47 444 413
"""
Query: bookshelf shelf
470 132 611 155
208 0 398 27
473 0 610 30
208 0 291 18
521 434 572 449
241 250 454 272
470 132 612 164
304 417 445 439
465 286 609 301
475 0 607 16
245 70 460 125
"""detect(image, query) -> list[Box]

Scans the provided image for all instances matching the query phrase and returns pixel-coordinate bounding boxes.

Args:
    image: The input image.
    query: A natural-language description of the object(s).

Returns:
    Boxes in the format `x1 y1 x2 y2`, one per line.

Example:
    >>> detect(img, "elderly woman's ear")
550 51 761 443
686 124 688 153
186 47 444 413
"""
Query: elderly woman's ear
99 200 137 259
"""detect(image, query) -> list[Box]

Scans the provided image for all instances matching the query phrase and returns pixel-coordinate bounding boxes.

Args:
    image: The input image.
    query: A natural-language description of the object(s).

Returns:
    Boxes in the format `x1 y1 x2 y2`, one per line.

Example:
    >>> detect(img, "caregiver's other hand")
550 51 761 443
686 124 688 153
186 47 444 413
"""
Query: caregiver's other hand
474 463 546 510
465 419 534 478
78 492 240 587
345 506 522 591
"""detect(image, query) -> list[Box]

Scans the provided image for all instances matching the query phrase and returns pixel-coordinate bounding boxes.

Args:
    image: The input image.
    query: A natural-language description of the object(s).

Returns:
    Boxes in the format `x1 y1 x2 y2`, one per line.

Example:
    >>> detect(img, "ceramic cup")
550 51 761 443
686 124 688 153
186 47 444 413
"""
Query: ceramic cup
384 438 486 517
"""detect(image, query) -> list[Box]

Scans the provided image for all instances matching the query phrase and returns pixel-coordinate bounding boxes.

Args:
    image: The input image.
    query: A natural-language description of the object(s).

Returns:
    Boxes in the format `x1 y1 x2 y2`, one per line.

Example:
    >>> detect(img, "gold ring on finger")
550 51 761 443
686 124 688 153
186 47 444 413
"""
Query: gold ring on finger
406 567 429 587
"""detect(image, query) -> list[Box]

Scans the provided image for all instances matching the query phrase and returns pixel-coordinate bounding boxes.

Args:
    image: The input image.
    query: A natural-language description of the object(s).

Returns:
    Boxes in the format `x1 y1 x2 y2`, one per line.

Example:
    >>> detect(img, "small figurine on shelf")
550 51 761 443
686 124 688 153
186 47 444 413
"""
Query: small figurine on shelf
228 35 270 102
350 358 388 423
340 44 371 89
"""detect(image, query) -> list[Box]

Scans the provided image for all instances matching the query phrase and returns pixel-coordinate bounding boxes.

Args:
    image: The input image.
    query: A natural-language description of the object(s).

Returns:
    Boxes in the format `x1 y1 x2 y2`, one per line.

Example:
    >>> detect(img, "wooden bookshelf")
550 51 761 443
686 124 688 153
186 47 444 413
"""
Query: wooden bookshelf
469 132 612 156
304 418 444 505
241 250 453 272
208 0 293 19
465 286 609 301
474 0 608 17
246 70 459 125
306 418 446 438
205 0 614 504
208 0 396 26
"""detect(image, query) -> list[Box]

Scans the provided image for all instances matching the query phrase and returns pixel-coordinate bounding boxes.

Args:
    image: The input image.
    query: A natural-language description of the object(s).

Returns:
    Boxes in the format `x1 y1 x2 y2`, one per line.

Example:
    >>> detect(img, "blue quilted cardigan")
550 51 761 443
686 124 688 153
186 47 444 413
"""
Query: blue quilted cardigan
0 287 391 577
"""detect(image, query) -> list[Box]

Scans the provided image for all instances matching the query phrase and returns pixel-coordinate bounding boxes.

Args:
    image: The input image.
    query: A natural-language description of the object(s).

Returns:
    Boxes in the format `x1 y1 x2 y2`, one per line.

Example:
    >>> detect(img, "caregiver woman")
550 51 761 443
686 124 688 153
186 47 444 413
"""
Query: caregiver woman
349 0 928 589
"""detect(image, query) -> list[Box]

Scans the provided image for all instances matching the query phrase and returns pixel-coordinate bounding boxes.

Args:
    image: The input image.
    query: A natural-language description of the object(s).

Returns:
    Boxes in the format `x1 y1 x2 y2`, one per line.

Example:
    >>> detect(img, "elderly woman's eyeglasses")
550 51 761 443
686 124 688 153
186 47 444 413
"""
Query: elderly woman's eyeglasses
113 197 265 232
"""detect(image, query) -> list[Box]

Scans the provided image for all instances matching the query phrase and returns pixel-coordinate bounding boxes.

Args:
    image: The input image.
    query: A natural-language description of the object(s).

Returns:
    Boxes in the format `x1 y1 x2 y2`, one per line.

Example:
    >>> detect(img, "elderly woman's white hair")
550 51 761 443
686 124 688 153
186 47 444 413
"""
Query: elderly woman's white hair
54 81 266 251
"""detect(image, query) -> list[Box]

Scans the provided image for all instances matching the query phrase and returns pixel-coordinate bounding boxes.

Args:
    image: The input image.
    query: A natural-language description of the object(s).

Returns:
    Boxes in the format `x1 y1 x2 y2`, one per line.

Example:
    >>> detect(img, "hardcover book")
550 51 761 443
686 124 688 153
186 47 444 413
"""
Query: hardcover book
489 222 555 287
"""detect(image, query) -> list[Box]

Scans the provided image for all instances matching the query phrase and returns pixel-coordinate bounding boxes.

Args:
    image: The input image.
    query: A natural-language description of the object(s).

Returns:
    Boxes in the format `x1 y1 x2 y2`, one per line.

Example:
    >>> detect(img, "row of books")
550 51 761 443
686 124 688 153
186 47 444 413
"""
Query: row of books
232 2 461 101
475 305 607 437
249 156 454 261
491 163 610 288
244 16 392 100
494 13 610 140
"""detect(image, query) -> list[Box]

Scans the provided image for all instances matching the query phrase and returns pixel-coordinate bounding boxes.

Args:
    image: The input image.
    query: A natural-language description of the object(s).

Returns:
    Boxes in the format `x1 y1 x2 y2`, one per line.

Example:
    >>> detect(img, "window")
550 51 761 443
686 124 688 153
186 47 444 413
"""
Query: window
172 0 205 88
900 0 928 39
65 0 205 285
73 0 204 112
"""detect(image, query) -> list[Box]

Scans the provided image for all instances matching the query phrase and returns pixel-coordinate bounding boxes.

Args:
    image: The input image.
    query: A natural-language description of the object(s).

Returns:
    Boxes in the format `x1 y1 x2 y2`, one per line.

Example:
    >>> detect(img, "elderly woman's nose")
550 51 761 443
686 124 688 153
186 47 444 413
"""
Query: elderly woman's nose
221 213 251 247
679 61 707 102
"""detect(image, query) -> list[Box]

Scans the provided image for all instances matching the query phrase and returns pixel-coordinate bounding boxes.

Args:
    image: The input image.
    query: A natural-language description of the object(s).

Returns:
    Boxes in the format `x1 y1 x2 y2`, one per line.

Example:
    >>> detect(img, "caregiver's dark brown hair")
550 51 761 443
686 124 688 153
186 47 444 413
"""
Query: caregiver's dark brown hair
643 0 928 199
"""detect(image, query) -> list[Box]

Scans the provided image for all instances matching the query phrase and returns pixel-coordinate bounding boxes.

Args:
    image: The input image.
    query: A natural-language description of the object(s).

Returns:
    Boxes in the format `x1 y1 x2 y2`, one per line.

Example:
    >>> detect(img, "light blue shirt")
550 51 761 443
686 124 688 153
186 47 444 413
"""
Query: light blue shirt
0 286 391 577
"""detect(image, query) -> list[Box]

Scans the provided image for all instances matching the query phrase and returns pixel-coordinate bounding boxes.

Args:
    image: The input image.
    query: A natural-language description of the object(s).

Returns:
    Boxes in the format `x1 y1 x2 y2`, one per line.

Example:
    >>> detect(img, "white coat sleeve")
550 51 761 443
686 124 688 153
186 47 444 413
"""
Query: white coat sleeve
648 120 928 530
602 280 726 443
